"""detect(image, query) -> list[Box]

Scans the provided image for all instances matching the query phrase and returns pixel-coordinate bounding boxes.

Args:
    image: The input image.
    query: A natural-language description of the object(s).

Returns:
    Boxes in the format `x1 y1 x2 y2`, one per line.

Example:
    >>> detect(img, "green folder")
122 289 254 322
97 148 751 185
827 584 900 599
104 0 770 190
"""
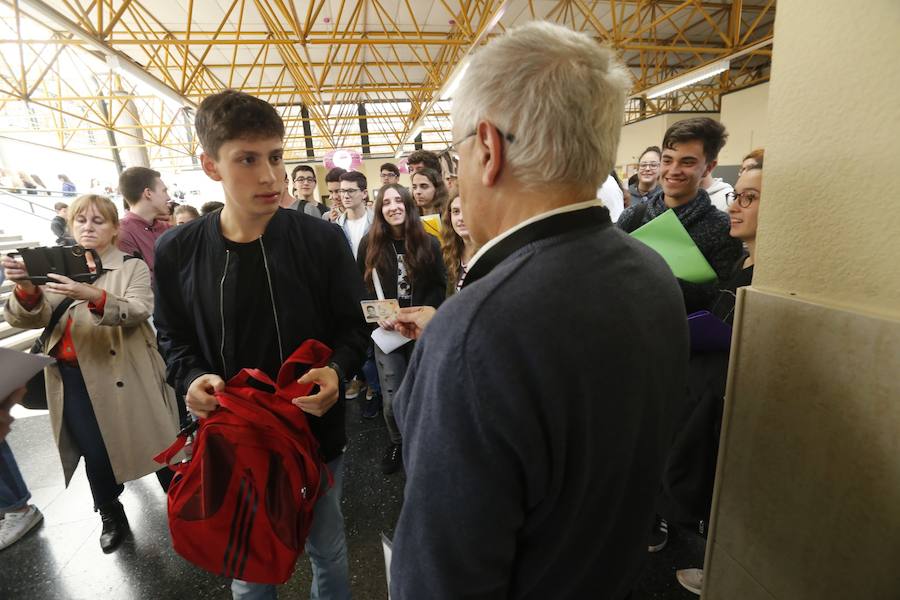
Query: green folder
630 209 717 284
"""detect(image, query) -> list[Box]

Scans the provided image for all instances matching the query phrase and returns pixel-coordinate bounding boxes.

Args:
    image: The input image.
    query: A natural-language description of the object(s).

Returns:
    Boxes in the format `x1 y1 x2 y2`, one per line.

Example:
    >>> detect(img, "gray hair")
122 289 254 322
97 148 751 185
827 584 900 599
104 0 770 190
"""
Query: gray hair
452 21 631 192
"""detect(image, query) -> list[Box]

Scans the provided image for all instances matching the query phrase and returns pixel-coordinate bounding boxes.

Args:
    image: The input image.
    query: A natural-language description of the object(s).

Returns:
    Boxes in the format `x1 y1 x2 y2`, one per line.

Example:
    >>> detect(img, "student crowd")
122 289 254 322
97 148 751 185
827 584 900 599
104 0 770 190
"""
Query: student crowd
1 19 766 600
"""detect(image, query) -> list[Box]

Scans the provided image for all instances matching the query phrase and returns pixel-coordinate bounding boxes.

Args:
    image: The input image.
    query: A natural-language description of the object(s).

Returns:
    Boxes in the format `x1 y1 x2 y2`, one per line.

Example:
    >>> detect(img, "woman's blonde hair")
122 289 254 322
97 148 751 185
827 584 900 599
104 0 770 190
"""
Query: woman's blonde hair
67 194 120 243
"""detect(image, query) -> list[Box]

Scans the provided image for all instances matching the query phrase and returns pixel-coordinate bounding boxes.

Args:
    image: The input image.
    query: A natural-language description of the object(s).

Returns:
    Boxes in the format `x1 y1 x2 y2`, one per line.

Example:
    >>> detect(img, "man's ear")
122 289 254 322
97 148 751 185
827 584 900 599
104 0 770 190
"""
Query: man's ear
201 152 223 182
476 121 504 188
703 159 718 178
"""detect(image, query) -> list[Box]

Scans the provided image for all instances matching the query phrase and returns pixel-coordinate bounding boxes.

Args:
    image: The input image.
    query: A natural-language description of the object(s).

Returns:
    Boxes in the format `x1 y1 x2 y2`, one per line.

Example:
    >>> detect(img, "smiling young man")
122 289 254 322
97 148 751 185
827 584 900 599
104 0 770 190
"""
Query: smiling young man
153 89 367 600
117 166 171 277
617 117 743 313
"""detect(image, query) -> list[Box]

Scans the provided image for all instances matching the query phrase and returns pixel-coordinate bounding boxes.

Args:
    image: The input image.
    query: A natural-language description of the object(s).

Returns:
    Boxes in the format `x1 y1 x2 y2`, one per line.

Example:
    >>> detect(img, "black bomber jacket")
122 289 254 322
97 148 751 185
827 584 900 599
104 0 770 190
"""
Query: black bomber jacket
153 207 368 461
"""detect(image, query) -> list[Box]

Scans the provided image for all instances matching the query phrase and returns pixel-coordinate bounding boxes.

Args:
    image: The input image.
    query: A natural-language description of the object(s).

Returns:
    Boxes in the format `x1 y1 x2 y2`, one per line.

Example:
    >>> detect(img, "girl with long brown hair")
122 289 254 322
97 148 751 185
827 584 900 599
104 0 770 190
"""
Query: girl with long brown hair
440 194 480 294
357 183 445 474
411 167 448 217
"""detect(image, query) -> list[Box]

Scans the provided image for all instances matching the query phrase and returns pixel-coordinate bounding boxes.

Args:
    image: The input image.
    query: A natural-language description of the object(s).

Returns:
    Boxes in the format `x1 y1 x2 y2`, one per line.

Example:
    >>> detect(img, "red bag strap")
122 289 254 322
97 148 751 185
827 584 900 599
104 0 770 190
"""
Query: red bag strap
275 339 333 397
154 433 188 466
224 339 333 402
153 419 200 466
213 388 304 438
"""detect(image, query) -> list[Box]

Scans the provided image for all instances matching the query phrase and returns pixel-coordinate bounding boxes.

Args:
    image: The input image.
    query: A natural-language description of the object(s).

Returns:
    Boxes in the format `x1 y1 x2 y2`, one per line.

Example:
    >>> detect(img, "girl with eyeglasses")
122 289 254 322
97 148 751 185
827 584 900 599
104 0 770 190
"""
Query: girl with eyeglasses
357 184 446 475
628 146 662 206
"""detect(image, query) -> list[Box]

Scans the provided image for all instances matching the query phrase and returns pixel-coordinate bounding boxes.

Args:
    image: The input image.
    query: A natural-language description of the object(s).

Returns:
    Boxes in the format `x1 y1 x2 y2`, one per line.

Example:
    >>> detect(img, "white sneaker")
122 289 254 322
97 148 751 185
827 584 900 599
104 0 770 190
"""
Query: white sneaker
0 505 43 550
676 568 703 595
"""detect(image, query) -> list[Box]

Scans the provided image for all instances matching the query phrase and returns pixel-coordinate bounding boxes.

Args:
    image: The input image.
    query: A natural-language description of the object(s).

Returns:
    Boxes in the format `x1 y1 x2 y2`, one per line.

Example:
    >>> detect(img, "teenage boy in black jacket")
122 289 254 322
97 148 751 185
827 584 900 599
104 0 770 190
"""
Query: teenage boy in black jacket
154 90 367 600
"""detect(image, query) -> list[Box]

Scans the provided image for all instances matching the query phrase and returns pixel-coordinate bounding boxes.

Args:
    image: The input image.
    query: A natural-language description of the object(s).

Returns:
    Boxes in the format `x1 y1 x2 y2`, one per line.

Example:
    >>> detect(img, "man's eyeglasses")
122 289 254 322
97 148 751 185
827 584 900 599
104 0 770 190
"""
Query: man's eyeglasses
339 188 361 195
294 176 316 184
446 126 515 156
725 191 759 208
638 162 660 170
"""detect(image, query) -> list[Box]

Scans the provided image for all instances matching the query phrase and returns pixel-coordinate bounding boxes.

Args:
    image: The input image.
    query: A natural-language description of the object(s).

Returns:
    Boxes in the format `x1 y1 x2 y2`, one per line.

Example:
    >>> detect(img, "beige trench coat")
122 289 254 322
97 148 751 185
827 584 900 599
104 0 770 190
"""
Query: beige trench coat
4 247 179 487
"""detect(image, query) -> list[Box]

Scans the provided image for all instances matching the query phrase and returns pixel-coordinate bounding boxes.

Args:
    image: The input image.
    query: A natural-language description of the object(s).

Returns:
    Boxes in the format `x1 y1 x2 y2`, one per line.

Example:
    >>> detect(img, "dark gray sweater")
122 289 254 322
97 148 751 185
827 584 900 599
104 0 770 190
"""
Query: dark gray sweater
617 188 743 313
390 206 689 599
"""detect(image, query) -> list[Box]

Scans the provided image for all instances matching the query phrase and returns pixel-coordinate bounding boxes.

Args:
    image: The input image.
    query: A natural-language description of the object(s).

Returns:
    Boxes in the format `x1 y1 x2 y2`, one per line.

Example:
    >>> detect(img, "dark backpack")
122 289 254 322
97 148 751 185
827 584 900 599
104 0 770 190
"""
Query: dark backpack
155 339 333 584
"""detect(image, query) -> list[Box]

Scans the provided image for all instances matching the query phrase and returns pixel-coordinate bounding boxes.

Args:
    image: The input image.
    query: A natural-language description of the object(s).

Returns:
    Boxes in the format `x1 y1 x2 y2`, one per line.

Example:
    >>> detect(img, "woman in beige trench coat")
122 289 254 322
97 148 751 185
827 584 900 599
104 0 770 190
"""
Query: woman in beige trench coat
2 195 179 553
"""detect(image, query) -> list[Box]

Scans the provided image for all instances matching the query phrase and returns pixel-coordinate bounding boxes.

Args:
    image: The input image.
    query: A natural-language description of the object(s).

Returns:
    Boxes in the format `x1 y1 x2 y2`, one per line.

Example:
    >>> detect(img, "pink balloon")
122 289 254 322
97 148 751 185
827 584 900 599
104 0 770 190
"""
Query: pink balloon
324 149 362 171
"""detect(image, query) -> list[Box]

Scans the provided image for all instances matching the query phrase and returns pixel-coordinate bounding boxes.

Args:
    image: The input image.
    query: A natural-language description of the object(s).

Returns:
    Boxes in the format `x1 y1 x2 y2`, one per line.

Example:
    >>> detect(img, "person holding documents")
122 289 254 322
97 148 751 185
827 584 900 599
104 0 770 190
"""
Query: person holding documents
357 183 445 475
617 118 743 313
1 194 180 554
388 22 687 599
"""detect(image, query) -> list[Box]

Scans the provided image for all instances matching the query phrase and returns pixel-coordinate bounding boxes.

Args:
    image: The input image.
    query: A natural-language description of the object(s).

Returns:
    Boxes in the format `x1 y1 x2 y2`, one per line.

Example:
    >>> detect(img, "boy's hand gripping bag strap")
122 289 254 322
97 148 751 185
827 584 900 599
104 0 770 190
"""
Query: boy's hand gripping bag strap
155 339 334 585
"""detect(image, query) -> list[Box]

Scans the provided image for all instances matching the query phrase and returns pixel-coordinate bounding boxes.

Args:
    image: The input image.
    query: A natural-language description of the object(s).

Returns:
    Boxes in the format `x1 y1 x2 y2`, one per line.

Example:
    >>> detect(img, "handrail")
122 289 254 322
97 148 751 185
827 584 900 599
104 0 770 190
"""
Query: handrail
0 185 74 199
0 188 57 221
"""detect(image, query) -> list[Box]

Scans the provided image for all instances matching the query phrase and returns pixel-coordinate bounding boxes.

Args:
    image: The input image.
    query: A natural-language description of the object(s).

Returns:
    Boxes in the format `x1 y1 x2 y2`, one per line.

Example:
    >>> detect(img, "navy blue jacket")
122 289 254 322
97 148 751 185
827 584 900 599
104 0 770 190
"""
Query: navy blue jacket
391 205 689 599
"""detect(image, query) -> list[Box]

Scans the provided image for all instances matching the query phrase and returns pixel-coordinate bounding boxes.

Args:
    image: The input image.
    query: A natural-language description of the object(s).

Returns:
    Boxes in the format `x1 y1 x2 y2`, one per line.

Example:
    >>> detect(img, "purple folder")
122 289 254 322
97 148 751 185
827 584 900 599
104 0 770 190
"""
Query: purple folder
688 310 733 353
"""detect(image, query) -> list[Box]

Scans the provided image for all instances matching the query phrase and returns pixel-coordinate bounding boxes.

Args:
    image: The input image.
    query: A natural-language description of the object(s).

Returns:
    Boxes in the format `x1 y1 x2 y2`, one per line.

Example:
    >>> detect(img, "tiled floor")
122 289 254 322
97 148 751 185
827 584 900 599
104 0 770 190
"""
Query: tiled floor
1 399 702 599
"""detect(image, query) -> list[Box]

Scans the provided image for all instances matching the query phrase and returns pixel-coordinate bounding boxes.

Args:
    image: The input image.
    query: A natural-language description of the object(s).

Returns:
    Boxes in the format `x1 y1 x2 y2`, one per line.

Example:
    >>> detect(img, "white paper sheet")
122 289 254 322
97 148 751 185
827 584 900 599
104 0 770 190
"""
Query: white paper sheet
0 347 54 401
371 327 412 354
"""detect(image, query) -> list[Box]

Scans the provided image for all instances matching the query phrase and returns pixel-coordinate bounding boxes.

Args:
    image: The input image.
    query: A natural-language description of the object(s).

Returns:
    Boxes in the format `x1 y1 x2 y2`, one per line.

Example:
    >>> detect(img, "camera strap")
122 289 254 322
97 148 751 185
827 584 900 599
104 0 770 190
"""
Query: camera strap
31 298 75 354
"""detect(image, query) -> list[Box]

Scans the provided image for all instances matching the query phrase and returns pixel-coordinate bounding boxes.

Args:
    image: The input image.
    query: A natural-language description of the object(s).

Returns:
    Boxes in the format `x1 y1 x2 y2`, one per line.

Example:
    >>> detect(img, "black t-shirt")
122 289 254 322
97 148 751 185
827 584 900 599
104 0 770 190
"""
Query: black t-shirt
391 238 412 307
223 237 282 381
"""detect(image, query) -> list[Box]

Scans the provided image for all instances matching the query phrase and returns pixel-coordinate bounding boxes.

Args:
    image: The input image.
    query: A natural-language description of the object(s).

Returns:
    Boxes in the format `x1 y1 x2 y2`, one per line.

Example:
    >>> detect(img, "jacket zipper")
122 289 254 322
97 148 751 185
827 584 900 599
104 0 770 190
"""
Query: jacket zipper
259 237 284 363
219 250 230 374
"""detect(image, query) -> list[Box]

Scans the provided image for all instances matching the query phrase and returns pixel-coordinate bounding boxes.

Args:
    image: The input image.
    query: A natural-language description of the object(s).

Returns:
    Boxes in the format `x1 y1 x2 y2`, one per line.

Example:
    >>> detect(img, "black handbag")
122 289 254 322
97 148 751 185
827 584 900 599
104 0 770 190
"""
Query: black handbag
21 298 75 410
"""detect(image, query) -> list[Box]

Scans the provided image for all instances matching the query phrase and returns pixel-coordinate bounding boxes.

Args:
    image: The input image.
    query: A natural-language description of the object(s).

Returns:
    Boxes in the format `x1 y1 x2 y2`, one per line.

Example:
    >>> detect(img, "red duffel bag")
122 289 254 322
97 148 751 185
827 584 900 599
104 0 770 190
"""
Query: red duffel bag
154 339 333 584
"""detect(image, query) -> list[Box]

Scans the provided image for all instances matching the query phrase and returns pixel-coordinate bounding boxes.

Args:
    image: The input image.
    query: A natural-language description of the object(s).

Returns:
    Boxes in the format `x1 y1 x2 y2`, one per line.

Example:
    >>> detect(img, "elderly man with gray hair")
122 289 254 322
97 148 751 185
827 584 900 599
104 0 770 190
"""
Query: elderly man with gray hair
388 20 689 600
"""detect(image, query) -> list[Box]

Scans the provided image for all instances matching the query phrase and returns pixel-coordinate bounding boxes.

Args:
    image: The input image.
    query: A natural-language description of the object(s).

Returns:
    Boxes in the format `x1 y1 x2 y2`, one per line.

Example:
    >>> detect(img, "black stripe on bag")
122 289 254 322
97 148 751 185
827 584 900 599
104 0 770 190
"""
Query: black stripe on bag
234 476 259 580
228 473 256 578
223 477 250 577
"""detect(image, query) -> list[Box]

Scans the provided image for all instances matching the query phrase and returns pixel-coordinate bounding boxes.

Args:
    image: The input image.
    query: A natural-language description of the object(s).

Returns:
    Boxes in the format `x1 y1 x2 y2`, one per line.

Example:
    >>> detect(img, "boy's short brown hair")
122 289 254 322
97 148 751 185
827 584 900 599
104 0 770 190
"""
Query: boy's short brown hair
406 150 441 173
174 204 200 219
339 170 367 191
195 90 285 159
118 166 161 206
662 117 728 164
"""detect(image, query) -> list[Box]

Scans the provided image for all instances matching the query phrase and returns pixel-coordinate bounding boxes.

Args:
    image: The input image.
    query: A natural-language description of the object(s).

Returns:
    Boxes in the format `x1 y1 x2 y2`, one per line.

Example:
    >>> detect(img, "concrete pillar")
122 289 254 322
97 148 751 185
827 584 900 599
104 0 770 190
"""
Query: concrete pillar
703 3 900 599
